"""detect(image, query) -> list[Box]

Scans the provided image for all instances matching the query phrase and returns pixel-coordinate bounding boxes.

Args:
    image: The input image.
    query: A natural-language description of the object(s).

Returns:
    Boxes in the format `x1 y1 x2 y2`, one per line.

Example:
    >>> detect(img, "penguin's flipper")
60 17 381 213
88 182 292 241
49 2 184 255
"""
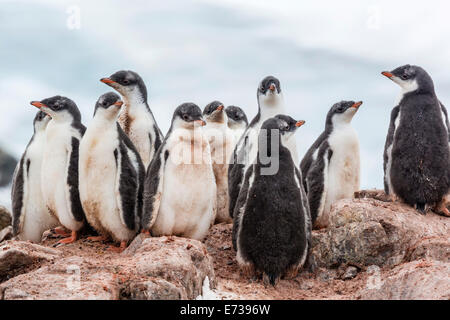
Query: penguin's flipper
439 101 450 142
11 156 26 235
115 142 141 231
232 165 253 251
300 132 327 191
305 141 332 225
142 143 167 230
66 137 86 222
383 105 400 195
295 167 312 246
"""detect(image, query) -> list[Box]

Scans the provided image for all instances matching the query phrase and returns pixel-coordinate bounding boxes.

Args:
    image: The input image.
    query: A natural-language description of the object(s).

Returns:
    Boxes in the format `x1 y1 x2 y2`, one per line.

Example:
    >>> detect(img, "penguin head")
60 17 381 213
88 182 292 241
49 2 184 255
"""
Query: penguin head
257 76 283 106
274 114 305 144
100 70 147 102
381 65 434 94
94 92 124 120
172 103 206 129
326 100 362 127
33 111 51 132
30 96 81 123
203 101 226 124
225 105 248 129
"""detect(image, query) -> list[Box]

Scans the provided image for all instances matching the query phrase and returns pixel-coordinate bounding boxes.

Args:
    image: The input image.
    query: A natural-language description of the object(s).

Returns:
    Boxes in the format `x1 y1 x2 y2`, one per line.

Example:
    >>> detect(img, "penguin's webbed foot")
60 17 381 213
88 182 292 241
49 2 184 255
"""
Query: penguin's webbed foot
87 235 108 242
53 226 71 238
57 231 78 244
109 241 127 253
433 200 450 217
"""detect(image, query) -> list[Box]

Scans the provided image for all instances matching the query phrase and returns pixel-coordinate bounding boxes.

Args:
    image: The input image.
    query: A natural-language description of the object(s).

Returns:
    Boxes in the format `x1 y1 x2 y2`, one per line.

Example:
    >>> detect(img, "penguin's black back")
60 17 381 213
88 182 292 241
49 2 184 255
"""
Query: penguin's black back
239 144 308 281
391 93 450 206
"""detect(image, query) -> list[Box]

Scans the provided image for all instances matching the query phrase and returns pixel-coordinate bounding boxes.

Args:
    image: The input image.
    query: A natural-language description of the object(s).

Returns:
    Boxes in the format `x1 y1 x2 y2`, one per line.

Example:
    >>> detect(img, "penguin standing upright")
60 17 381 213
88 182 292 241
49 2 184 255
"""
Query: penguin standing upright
30 96 86 244
142 103 216 240
11 111 59 242
232 115 310 286
100 70 163 169
225 105 248 148
79 92 145 251
300 101 362 229
382 65 450 216
228 76 286 218
203 101 234 224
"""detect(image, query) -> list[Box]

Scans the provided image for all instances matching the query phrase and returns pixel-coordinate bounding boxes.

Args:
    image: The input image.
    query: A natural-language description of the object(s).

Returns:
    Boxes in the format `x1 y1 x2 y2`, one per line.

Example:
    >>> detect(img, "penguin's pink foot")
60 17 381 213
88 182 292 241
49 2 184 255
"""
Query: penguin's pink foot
141 229 150 236
434 200 450 217
109 241 127 253
57 231 77 244
54 226 71 237
87 235 108 242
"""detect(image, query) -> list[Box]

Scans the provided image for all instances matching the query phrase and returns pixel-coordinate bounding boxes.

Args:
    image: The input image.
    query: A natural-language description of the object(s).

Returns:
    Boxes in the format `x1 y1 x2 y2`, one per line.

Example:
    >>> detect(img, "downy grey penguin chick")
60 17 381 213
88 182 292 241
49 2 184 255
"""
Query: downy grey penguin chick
233 115 310 286
382 65 450 216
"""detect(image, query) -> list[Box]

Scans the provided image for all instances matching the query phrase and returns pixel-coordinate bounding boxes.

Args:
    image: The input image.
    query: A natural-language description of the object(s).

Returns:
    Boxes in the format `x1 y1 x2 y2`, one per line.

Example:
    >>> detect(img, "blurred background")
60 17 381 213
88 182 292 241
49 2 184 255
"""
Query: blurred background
1 0 450 208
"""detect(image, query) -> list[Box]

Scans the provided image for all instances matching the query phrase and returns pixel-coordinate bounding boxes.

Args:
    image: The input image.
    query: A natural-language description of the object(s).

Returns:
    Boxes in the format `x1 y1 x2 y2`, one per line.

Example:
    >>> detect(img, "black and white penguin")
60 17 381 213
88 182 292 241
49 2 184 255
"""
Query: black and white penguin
11 111 59 242
203 101 234 224
382 65 450 216
300 101 362 229
100 70 163 169
142 103 216 240
232 115 310 286
225 105 248 148
228 76 287 218
79 92 145 251
30 96 86 244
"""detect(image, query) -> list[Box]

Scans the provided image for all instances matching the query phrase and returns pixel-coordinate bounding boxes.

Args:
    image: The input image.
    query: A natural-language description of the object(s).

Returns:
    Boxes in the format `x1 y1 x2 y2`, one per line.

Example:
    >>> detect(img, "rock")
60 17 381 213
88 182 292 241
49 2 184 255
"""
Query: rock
357 260 450 300
406 237 450 263
0 148 17 187
341 266 358 280
0 206 11 230
0 256 119 300
0 226 12 243
121 278 183 300
0 241 60 282
354 189 391 202
311 198 450 268
130 236 216 299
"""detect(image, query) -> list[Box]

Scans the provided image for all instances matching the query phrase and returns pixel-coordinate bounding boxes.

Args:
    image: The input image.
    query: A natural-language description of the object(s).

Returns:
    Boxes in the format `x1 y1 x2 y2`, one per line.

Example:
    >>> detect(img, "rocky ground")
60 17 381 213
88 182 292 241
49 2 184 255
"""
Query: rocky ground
0 191 448 300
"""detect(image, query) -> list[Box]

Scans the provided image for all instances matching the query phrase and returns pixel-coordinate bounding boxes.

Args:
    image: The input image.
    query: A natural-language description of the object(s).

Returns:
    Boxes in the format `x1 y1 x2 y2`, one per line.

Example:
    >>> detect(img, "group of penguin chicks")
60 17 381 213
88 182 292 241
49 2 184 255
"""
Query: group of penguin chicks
11 64 450 287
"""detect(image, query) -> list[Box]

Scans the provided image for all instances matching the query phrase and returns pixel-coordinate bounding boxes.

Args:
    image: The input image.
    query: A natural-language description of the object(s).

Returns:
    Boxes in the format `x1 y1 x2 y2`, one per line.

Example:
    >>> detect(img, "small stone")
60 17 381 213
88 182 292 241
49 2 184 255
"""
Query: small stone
342 266 358 280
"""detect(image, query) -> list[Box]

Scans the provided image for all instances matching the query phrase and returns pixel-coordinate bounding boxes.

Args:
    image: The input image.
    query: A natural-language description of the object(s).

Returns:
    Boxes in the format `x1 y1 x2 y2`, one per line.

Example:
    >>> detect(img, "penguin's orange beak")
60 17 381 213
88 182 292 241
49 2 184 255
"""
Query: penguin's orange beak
269 84 276 91
114 101 123 107
381 71 393 78
195 120 206 126
351 101 363 109
295 120 306 127
217 105 224 111
100 78 116 84
30 101 46 109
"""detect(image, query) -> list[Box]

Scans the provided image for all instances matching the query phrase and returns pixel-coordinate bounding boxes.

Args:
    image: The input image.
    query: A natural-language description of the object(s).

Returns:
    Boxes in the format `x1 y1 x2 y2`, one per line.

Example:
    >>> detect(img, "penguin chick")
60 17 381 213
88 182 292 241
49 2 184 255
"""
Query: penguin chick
300 101 362 229
11 111 59 242
382 65 450 216
225 105 248 148
79 92 145 251
233 115 310 286
100 70 163 169
228 76 286 219
203 101 234 224
30 96 86 244
142 103 216 240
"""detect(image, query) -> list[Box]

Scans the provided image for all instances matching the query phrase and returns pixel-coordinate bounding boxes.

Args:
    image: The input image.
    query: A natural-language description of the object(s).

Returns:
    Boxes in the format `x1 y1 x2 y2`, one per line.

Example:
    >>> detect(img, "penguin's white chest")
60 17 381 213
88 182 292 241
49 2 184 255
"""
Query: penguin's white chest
326 126 360 207
120 107 154 168
153 134 216 240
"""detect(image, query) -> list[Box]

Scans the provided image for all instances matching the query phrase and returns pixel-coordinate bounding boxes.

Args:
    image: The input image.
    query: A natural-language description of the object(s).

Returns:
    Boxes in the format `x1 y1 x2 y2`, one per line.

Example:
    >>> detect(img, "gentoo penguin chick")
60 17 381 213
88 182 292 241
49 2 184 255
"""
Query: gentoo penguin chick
300 101 362 229
100 70 163 169
79 92 145 251
228 76 287 219
142 103 216 240
232 116 310 286
225 105 248 147
382 65 450 216
11 111 59 242
30 96 86 244
203 101 234 224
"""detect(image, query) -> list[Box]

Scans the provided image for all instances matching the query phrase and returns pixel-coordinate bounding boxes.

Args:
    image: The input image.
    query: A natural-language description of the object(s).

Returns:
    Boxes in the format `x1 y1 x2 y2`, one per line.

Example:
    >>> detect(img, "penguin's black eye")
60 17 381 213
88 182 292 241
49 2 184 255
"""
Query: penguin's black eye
182 114 189 121
401 74 409 80
123 79 130 85
285 125 290 130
